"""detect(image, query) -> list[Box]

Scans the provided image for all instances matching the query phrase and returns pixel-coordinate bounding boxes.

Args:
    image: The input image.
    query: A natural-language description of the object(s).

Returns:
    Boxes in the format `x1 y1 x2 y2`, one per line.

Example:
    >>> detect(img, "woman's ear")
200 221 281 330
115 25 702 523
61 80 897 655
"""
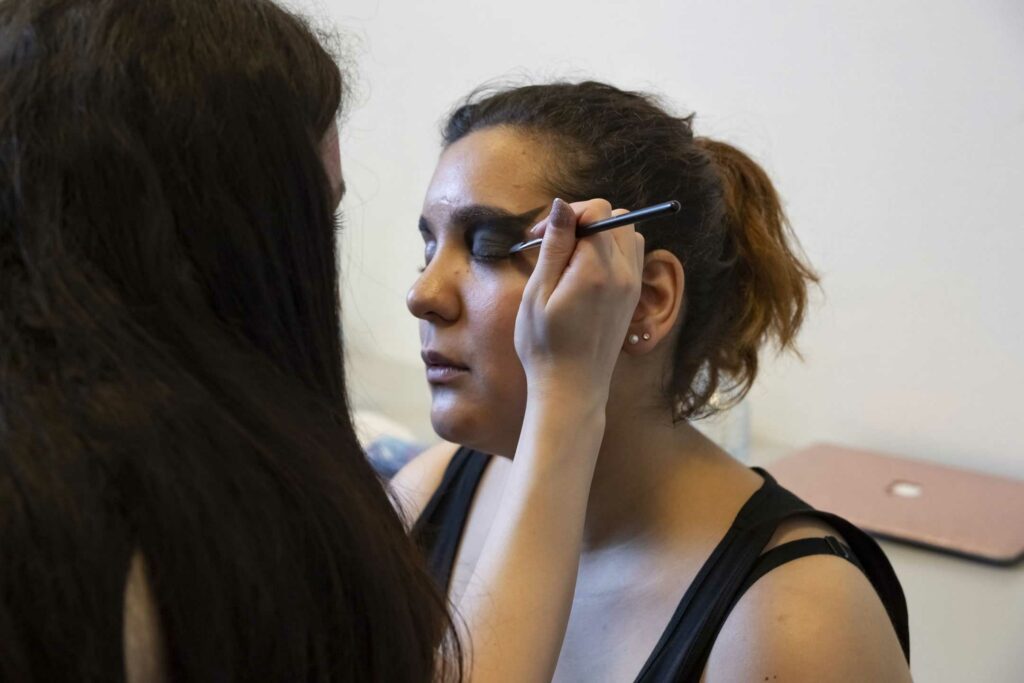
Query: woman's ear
623 249 684 354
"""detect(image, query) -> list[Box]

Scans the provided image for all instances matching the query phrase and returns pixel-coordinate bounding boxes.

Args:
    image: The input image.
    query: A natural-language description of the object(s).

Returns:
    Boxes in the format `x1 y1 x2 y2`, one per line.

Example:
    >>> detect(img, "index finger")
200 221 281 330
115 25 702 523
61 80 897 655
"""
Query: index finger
582 209 636 266
603 209 635 258
570 198 614 227
528 198 613 240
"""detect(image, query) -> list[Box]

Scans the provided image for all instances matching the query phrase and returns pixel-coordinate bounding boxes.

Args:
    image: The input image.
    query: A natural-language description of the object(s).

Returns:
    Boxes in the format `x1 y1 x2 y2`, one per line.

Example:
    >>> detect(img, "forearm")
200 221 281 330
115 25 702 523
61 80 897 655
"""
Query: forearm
454 393 605 682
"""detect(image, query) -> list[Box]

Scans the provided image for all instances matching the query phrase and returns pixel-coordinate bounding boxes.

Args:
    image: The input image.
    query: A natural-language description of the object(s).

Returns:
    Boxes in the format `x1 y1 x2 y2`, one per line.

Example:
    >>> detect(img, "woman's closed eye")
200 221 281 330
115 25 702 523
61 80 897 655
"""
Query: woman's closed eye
416 224 522 272
467 229 518 262
418 228 436 272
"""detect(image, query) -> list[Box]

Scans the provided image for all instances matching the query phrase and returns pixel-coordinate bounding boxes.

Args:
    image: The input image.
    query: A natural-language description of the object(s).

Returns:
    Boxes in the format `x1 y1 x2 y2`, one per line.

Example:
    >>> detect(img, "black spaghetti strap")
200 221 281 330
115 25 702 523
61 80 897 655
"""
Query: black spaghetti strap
411 447 491 593
635 473 786 681
785 508 911 662
733 536 862 604
641 468 909 682
414 458 910 683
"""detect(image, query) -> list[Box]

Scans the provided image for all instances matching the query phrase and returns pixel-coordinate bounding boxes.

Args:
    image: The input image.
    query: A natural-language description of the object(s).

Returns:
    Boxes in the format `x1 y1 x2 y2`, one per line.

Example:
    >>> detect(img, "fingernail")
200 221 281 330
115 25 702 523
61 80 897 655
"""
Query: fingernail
549 198 573 228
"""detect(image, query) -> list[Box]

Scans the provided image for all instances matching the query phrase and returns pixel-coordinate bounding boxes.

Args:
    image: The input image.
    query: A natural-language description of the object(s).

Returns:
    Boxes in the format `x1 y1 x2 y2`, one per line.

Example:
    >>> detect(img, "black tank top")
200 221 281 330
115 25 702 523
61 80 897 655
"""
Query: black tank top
413 448 911 682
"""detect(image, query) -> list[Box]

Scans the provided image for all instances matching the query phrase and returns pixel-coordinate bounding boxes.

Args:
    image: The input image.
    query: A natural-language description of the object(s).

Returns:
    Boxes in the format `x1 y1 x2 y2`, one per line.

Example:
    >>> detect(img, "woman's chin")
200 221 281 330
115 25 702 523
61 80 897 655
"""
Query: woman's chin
429 406 516 456
429 408 479 447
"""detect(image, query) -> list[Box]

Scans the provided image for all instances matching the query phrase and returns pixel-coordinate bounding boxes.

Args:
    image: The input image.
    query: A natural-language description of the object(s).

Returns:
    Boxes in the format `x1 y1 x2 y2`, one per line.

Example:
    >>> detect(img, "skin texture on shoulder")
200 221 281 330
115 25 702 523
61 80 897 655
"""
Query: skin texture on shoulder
703 522 912 683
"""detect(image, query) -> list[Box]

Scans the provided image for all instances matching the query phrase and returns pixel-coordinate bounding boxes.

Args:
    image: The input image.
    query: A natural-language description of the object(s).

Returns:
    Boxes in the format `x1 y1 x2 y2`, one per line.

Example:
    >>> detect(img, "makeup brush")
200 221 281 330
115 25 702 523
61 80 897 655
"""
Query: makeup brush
507 200 681 255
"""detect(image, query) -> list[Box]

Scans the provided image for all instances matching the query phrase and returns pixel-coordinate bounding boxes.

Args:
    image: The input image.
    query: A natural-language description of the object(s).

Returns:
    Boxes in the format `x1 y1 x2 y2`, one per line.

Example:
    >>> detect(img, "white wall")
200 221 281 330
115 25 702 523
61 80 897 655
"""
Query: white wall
299 0 1024 478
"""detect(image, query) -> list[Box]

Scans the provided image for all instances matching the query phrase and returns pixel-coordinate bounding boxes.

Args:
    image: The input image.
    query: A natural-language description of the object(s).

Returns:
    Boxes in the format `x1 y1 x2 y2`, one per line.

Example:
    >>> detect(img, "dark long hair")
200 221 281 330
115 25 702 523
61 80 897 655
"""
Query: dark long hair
443 81 820 419
0 0 457 680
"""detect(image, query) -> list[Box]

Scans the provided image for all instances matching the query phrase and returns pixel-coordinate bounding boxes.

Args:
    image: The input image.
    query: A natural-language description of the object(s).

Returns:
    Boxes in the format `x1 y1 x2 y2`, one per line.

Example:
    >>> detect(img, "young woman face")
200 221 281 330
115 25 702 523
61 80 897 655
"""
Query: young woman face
407 126 552 456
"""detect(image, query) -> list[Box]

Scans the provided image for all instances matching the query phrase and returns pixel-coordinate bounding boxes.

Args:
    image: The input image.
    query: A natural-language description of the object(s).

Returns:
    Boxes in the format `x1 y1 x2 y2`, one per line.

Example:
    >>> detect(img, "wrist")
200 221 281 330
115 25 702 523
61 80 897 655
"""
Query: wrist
519 391 607 461
524 368 611 409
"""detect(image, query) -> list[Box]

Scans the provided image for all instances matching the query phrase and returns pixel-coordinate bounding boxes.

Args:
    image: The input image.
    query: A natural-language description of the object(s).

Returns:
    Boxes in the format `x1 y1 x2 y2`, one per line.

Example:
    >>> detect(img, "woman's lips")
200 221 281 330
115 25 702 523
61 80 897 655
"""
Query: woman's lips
425 365 469 384
421 350 469 384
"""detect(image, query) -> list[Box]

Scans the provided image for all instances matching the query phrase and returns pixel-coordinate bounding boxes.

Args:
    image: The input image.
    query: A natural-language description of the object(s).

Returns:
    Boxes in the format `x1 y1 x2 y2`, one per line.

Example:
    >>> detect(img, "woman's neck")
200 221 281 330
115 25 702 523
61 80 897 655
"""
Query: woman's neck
579 406 752 553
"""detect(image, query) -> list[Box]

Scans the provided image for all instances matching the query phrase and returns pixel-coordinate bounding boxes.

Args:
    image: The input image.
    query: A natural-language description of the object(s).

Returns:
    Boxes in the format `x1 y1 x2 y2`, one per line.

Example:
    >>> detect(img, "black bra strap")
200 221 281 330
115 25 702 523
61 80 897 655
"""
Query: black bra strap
733 536 862 605
658 470 909 681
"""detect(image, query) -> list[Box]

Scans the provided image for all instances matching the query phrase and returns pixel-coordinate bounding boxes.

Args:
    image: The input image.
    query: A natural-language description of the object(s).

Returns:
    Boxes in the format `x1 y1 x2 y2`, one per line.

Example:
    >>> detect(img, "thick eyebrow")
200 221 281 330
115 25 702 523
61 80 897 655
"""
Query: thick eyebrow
418 204 546 236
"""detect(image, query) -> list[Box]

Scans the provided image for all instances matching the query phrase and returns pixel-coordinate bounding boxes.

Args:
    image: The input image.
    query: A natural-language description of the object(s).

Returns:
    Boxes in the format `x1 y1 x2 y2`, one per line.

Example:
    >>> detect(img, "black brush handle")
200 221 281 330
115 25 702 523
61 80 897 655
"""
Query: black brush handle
508 200 680 254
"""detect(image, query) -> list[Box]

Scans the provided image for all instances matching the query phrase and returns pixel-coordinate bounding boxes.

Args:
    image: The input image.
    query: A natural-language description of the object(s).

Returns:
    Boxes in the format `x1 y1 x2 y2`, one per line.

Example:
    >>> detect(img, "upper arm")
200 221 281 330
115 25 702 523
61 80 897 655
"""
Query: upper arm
703 554 912 683
388 441 459 530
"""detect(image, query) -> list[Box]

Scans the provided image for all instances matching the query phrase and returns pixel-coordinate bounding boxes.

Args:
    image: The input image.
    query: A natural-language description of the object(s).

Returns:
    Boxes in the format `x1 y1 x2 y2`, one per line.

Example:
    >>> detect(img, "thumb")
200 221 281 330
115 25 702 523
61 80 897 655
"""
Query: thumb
529 198 578 298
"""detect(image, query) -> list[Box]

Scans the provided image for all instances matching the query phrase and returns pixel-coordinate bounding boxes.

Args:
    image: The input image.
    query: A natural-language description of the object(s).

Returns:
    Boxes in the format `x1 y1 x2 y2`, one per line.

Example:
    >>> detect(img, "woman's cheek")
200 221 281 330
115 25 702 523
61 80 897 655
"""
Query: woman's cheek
465 273 528 394
465 282 520 347
448 273 530 454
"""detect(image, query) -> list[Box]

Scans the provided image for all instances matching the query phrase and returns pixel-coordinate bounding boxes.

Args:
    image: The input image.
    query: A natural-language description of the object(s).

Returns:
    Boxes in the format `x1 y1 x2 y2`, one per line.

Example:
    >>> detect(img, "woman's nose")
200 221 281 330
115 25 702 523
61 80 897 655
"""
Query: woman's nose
406 256 461 324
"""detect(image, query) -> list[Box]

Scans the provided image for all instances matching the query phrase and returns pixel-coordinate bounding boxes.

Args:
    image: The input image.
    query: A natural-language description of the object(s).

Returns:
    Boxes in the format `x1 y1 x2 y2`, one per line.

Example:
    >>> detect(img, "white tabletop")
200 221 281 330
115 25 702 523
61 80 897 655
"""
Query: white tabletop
751 442 1024 683
878 539 1024 682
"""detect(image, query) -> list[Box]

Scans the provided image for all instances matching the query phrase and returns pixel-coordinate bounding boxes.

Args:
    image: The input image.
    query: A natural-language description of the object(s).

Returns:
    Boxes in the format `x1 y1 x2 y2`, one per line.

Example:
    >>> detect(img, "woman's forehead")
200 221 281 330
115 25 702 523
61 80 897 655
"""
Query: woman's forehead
423 127 552 217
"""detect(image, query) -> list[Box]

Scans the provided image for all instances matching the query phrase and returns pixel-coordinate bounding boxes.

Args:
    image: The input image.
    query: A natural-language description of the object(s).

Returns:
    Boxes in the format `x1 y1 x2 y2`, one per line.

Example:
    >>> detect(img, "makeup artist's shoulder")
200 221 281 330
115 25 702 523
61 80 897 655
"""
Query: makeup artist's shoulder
389 441 461 529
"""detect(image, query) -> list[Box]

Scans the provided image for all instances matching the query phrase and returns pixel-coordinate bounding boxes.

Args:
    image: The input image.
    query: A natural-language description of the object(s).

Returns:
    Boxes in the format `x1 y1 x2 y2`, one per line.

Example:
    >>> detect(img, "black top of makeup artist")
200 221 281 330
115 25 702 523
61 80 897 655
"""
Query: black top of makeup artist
412 447 910 683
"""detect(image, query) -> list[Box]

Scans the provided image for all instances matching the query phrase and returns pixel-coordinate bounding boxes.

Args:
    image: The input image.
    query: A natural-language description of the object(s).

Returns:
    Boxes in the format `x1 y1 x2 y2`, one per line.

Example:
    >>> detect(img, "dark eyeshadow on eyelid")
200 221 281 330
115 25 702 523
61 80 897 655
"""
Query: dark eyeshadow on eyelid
470 220 524 239
417 215 434 235
470 221 525 241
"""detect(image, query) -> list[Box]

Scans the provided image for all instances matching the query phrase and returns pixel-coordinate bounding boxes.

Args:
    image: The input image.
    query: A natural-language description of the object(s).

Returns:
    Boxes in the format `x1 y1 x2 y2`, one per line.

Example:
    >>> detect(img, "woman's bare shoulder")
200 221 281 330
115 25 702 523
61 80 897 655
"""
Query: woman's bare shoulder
388 441 461 529
702 531 911 683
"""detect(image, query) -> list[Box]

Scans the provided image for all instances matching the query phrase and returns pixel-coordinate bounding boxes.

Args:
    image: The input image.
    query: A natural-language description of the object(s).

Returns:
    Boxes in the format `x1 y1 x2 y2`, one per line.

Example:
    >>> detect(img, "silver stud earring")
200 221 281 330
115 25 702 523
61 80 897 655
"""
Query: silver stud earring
628 333 640 345
642 332 652 341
